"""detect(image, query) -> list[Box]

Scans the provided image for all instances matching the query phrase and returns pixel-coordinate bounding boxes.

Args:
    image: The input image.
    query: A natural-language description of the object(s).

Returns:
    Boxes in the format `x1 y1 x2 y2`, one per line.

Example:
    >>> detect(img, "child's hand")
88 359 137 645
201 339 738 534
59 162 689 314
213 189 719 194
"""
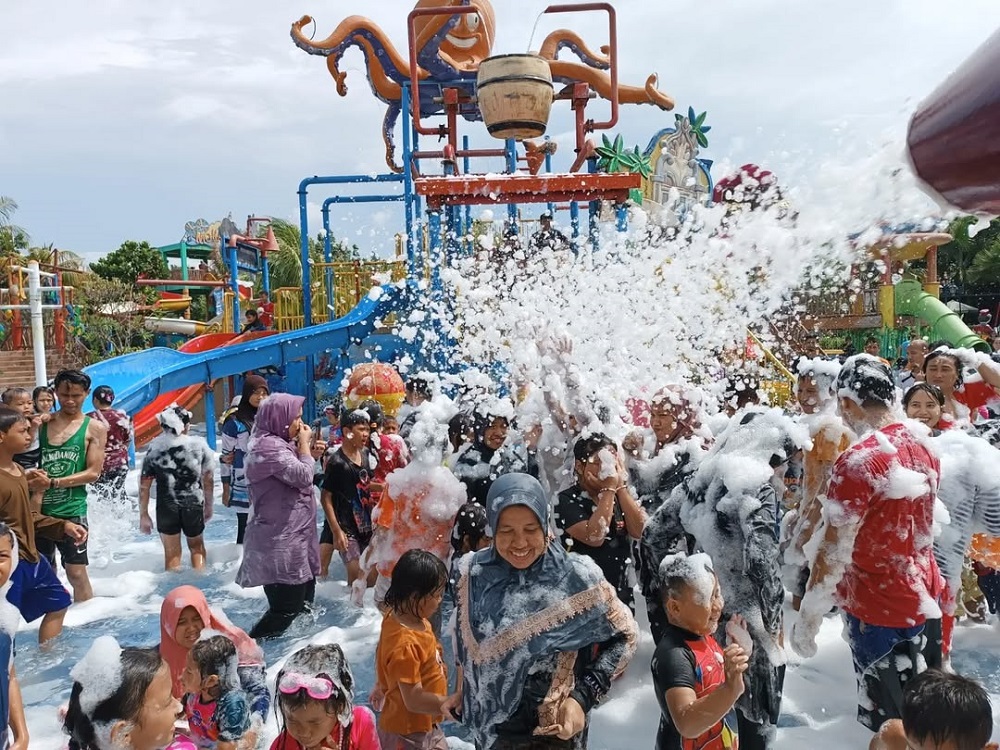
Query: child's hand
369 685 385 712
440 692 462 721
722 644 748 696
63 522 88 544
725 614 754 657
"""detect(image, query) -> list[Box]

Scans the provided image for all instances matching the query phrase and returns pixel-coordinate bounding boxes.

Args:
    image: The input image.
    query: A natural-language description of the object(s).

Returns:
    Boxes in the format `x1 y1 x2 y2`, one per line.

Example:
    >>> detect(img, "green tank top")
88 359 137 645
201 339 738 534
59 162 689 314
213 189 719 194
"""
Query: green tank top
40 417 91 518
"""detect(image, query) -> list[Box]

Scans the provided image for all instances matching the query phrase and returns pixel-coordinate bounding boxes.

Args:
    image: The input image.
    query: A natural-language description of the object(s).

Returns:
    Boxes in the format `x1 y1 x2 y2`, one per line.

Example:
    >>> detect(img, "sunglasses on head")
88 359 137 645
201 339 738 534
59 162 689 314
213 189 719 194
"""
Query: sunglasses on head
278 672 338 701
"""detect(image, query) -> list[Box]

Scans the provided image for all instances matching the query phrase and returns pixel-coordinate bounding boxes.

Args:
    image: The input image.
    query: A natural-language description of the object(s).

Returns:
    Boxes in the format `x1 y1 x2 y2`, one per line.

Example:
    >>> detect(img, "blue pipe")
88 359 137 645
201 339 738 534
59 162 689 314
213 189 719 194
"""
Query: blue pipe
505 139 518 226
203 386 217 450
227 238 241 332
322 206 335 323
570 201 581 255
402 83 418 277
261 254 270 296
616 204 629 233
463 135 472 255
297 173 405 327
587 158 600 251
545 142 555 217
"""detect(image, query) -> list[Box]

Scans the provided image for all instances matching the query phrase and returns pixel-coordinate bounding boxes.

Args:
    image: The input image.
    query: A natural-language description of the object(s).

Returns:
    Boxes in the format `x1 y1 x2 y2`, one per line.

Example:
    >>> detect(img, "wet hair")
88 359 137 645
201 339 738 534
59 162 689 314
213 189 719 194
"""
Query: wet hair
927 340 951 352
32 385 54 406
902 669 992 750
448 412 474 450
245 309 258 319
92 386 115 406
0 388 29 406
190 636 238 692
836 355 895 409
864 336 880 347
358 399 385 429
275 644 352 724
340 409 371 429
64 647 164 750
383 549 447 620
0 406 27 434
903 383 945 410
923 349 964 387
54 369 91 391
573 432 616 463
451 502 489 552
660 557 716 603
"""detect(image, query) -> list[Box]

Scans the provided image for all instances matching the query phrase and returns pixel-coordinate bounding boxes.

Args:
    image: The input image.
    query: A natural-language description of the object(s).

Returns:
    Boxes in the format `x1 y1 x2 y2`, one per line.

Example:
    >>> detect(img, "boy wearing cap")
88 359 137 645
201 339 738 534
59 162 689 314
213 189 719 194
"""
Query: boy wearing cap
86 385 133 507
139 405 217 571
793 354 944 732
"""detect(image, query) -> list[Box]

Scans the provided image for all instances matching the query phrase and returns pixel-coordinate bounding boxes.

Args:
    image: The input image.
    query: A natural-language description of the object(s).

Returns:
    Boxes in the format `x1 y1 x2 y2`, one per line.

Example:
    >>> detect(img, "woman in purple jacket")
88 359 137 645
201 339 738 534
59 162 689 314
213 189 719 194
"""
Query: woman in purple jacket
235 393 326 639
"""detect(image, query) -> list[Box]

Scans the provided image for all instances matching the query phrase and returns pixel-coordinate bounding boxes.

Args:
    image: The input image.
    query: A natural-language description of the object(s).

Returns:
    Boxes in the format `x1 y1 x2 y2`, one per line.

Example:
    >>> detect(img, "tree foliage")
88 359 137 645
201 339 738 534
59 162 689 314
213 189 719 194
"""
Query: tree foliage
938 216 1000 289
0 197 30 257
90 240 168 287
265 218 360 290
69 276 155 364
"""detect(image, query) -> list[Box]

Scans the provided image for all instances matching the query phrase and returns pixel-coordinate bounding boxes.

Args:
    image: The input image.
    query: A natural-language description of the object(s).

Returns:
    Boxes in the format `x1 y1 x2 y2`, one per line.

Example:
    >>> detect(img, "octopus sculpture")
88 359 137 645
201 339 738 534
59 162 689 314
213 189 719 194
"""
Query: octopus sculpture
291 0 674 172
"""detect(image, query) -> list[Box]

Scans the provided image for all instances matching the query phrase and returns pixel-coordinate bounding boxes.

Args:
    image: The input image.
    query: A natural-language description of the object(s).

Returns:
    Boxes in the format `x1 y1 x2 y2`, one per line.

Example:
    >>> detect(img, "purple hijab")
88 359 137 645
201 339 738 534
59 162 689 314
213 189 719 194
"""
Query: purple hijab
235 393 320 587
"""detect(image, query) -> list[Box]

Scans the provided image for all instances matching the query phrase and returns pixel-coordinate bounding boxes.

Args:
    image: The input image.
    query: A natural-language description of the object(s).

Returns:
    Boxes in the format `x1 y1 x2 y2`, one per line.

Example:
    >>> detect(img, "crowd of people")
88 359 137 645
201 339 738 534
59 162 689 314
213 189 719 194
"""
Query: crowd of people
0 333 997 750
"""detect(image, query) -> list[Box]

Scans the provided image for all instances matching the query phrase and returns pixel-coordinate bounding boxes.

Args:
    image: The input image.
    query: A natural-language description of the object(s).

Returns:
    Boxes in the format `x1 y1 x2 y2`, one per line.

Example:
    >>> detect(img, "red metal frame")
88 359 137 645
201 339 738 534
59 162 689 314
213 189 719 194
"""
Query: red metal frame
415 172 639 208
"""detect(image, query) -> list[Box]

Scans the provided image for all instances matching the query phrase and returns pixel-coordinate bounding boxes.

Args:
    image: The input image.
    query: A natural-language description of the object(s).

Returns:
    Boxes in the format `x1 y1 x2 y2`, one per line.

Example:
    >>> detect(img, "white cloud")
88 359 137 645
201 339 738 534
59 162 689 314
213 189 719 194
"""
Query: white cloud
1 0 998 257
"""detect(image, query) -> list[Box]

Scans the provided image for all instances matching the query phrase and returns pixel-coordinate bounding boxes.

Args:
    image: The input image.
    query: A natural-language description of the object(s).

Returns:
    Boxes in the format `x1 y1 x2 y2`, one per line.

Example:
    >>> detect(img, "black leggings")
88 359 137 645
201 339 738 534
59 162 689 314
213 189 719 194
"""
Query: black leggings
236 512 248 545
249 578 316 640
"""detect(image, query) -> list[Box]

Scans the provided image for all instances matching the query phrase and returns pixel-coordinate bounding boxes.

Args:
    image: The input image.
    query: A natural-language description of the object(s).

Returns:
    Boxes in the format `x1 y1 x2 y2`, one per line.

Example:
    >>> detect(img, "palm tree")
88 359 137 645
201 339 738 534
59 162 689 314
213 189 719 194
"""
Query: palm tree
265 218 359 290
0 197 29 256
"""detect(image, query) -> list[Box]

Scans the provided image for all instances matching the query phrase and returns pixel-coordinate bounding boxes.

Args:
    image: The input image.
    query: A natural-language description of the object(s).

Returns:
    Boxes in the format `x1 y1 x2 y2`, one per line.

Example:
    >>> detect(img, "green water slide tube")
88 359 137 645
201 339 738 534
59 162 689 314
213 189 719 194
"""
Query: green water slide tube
895 279 990 352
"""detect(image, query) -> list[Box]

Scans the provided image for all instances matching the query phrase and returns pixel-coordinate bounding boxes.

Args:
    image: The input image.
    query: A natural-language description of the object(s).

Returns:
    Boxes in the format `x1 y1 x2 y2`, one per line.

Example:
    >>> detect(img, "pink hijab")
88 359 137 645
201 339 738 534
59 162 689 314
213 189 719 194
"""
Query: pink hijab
159 585 264 698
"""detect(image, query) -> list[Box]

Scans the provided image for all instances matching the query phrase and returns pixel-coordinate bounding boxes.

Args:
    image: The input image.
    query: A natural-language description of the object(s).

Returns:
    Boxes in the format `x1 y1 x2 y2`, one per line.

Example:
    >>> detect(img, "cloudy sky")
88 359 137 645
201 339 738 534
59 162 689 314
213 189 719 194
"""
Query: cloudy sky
2 0 999 263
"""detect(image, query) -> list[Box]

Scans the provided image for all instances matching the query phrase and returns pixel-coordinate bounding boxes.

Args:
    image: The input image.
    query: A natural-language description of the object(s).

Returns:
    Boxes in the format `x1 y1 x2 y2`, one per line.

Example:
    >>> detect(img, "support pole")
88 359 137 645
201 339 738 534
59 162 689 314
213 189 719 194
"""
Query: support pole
203 385 217 450
227 239 241 333
27 261 46 387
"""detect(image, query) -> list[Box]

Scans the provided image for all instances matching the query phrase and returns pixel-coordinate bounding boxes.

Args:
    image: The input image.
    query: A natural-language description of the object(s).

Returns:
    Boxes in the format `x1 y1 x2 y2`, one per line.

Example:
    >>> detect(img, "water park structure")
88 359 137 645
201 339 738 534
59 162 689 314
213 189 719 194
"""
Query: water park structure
7 1 994 443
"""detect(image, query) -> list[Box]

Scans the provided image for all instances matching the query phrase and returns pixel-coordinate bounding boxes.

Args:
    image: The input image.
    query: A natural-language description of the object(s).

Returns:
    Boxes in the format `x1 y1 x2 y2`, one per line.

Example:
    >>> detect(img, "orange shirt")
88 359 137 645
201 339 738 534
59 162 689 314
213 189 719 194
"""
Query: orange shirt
375 613 448 735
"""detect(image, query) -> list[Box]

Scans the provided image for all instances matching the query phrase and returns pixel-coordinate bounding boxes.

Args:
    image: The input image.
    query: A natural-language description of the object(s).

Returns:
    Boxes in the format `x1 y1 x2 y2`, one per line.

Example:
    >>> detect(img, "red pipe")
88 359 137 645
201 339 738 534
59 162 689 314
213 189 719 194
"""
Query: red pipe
407 5 480 137
543 3 618 131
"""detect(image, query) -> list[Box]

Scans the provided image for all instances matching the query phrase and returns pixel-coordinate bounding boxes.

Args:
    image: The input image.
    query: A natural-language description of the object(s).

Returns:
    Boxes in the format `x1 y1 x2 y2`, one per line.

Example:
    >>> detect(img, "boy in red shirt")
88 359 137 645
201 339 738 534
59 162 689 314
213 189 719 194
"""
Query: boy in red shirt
793 355 944 731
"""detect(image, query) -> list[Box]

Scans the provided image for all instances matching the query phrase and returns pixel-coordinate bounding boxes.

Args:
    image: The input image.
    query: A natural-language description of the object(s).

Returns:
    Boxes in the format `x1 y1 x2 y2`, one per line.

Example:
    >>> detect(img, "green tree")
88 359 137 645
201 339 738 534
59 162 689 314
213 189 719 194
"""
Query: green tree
938 216 1000 288
90 240 168 287
0 197 29 256
69 276 154 364
265 218 360 290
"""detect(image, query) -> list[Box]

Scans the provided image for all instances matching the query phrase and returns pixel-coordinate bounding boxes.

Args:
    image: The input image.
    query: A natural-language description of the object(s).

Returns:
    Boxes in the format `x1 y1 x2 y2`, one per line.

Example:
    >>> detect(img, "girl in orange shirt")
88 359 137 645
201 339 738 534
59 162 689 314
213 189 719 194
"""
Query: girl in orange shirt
373 550 456 750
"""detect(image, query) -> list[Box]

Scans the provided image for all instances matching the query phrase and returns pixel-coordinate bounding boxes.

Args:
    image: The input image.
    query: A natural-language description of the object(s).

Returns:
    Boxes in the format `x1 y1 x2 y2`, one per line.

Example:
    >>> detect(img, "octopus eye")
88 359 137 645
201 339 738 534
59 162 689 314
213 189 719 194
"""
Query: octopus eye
466 13 480 31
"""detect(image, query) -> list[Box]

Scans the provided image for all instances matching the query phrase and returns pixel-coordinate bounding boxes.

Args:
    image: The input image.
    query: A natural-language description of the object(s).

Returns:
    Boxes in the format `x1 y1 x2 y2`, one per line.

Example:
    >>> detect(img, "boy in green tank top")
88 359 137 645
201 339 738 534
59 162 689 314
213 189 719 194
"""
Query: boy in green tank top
27 370 107 603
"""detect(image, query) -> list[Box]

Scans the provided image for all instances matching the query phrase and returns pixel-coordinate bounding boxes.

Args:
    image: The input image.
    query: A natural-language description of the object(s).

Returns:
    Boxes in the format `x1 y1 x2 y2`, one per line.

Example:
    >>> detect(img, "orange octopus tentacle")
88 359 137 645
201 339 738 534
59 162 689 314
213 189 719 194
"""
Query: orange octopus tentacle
536 29 610 69
291 15 413 95
549 61 674 110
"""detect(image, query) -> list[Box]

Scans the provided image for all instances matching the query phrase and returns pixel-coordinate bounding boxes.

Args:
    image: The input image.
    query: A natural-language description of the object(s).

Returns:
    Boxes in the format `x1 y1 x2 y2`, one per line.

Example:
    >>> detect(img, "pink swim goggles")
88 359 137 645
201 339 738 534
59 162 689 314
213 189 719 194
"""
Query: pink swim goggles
278 672 338 700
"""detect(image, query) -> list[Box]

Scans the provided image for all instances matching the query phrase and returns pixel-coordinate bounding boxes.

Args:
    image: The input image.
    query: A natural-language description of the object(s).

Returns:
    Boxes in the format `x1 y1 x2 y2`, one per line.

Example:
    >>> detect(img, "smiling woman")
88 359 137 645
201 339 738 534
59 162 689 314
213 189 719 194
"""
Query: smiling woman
452 473 638 750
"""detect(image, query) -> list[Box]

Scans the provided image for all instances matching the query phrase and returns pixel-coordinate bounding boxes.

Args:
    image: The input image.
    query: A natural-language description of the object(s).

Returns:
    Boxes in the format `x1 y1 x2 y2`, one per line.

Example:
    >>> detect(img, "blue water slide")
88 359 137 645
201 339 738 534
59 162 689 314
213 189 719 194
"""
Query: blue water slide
82 284 408 416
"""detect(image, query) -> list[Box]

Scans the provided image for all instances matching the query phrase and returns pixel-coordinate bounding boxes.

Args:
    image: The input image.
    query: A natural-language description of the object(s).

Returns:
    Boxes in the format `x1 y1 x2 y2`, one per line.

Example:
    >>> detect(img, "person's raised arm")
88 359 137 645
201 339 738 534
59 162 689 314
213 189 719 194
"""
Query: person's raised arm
665 644 747 739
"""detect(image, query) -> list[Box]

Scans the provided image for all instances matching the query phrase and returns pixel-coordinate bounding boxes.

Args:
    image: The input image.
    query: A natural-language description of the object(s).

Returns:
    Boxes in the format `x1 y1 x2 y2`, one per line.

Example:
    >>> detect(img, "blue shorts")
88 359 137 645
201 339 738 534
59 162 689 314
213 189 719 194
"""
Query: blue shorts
6 556 71 623
844 613 942 731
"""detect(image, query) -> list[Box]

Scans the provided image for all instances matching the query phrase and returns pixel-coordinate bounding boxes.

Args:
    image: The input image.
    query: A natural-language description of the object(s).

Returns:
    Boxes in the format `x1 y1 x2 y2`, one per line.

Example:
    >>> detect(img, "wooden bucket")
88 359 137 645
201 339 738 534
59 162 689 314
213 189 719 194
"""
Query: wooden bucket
476 54 553 140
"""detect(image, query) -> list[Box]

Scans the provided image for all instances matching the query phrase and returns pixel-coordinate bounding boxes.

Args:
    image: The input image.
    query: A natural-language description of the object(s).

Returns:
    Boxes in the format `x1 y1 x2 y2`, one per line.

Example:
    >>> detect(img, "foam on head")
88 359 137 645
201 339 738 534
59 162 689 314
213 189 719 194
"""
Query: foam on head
659 552 716 605
70 635 124 717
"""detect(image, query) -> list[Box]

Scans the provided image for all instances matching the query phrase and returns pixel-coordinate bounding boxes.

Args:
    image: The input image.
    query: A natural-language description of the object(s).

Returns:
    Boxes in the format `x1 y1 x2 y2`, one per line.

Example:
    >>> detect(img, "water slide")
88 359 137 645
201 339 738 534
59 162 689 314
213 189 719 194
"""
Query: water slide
82 285 405 421
895 279 990 352
128 330 277 447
